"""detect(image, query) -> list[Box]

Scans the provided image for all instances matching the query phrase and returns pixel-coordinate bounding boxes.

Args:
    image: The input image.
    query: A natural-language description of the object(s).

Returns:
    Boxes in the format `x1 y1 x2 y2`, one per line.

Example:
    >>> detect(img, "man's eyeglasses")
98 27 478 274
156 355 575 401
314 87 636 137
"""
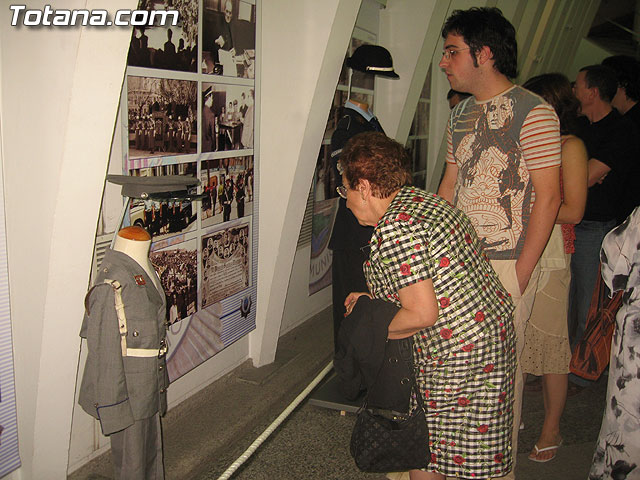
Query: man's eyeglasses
336 185 347 199
442 47 470 60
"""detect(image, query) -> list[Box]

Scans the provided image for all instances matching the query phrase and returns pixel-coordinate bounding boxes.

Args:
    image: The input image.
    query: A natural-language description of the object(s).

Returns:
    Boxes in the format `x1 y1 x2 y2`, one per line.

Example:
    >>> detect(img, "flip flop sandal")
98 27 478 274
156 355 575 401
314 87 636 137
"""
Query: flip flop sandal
528 440 563 463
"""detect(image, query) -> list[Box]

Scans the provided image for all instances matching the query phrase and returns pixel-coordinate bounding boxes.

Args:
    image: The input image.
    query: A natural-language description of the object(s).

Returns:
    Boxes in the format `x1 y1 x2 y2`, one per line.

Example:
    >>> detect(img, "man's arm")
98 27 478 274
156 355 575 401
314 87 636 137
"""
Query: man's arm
587 158 610 187
437 162 458 203
517 104 562 293
437 123 457 202
516 166 561 293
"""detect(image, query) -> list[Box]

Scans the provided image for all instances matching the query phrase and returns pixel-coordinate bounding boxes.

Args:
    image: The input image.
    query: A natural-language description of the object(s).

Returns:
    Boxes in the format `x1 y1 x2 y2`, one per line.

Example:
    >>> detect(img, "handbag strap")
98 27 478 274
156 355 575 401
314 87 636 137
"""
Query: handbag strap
361 336 424 413
589 264 622 330
397 337 425 410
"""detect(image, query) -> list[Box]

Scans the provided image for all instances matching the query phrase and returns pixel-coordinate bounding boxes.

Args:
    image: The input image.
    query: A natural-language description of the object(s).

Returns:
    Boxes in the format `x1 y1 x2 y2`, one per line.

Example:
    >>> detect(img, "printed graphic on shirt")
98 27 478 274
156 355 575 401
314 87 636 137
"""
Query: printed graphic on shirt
454 96 531 256
448 86 560 260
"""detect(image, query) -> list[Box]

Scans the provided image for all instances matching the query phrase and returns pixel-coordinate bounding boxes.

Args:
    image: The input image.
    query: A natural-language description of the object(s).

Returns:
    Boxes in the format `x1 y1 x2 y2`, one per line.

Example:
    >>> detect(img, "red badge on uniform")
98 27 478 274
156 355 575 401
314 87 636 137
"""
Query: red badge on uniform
134 275 146 285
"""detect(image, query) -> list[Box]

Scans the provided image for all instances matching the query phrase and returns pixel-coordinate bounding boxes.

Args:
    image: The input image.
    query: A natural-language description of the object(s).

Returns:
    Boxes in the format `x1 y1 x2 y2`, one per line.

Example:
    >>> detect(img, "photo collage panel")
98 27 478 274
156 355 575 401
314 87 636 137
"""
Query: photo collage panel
122 0 257 381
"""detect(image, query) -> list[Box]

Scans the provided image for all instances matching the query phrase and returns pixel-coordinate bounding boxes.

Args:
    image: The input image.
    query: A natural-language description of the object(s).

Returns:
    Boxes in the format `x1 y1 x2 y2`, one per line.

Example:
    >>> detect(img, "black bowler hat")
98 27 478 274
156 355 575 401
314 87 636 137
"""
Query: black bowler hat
203 86 213 99
347 44 399 78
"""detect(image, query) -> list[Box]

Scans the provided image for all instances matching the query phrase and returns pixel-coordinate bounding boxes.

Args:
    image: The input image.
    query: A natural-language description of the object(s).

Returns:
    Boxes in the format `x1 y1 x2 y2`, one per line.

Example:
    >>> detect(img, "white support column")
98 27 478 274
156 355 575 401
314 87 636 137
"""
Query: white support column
376 0 447 142
33 5 135 476
250 0 362 366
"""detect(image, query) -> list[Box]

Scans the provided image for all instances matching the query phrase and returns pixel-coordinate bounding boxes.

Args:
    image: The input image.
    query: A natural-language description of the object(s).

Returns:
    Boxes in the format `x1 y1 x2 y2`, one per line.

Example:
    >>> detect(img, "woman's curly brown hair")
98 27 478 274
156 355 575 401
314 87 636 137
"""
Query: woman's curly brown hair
339 132 412 198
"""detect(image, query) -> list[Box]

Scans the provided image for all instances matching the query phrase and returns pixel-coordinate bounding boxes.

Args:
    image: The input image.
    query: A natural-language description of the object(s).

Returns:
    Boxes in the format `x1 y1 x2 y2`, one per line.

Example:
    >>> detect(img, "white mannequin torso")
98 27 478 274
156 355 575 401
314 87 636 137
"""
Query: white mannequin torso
113 227 163 294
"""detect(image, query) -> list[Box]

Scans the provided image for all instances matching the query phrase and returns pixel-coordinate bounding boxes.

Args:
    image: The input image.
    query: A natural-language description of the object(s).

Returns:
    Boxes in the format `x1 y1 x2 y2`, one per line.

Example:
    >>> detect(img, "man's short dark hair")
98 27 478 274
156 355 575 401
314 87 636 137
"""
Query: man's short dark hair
580 65 618 103
441 7 517 78
601 55 640 102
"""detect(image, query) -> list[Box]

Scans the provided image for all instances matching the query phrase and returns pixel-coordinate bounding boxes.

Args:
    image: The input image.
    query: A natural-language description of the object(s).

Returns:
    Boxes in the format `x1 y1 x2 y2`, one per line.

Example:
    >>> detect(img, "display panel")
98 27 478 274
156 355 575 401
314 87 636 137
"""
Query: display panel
122 0 258 382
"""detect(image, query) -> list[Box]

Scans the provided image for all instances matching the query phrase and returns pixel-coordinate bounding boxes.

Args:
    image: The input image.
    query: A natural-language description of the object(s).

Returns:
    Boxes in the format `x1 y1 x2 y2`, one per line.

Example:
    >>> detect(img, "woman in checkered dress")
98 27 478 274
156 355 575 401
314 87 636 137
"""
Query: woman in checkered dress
340 132 517 480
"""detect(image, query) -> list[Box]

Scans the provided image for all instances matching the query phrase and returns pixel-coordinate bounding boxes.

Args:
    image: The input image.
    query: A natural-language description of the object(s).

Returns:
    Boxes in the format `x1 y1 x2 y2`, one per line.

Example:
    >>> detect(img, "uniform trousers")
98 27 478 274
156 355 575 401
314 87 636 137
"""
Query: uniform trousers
110 413 164 480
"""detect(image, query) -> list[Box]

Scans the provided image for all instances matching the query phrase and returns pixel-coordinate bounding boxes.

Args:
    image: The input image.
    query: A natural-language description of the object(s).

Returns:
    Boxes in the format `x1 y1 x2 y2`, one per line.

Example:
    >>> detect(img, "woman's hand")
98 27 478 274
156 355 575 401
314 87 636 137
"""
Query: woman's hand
515 258 533 295
343 292 371 317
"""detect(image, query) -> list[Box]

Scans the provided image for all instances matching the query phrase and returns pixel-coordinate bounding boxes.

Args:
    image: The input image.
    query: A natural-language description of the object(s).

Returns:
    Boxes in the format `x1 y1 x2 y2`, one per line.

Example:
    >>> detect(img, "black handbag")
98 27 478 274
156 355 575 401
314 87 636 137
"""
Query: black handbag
349 338 430 473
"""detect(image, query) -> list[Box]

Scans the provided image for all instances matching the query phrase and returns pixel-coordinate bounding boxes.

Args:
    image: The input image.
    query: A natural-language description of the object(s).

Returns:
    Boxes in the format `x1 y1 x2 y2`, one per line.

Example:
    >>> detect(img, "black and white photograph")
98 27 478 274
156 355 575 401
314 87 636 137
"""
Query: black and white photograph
128 162 198 239
202 0 256 78
201 223 250 308
201 83 254 153
127 76 197 158
127 0 198 72
150 237 198 325
200 156 254 228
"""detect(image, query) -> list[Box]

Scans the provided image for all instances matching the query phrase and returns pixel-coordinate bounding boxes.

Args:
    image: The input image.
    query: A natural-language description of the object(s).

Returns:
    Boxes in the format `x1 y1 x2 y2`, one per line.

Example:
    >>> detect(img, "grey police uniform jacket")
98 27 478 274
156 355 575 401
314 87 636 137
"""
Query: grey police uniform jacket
79 248 169 436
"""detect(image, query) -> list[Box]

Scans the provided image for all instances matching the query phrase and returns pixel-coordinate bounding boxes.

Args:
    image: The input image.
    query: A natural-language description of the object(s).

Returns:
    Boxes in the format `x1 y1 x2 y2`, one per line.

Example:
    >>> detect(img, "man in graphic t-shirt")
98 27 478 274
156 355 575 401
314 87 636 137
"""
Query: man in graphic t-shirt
437 7 561 472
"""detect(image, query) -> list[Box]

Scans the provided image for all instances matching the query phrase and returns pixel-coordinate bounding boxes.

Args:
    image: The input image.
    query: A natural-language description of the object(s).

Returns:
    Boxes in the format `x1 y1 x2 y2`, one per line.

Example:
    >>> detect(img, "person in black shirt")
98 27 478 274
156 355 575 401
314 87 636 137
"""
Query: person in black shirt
602 55 640 125
569 65 639 389
601 55 640 223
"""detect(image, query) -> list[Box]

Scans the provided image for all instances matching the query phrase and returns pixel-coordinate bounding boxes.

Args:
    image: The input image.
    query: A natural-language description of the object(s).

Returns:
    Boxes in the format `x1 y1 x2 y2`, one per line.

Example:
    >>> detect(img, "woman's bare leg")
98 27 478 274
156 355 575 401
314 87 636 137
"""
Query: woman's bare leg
529 372 567 461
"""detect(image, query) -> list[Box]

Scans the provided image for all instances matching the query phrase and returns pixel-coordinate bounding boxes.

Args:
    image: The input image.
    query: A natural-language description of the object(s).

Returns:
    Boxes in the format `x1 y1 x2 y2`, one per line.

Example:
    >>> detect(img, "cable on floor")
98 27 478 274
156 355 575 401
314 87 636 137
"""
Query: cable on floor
216 361 334 480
